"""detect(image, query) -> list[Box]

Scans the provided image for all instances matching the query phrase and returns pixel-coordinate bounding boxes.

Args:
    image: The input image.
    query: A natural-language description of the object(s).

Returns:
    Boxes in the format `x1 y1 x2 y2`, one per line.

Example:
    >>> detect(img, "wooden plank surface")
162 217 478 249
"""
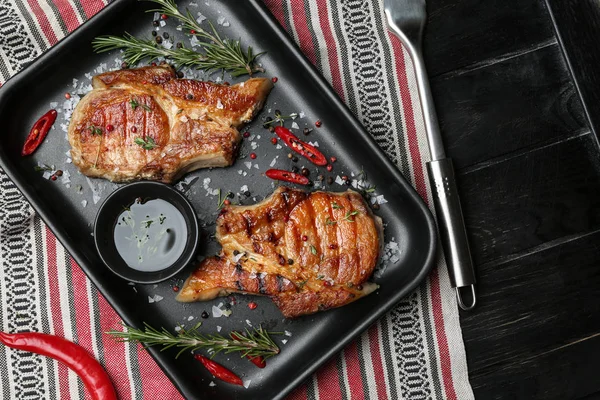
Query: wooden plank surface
423 0 600 398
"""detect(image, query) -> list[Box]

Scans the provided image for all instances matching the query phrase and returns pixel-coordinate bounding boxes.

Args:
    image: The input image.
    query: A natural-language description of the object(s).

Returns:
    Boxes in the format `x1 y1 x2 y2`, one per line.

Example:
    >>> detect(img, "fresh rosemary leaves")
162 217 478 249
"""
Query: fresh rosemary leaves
92 0 264 76
107 322 280 359
135 137 157 150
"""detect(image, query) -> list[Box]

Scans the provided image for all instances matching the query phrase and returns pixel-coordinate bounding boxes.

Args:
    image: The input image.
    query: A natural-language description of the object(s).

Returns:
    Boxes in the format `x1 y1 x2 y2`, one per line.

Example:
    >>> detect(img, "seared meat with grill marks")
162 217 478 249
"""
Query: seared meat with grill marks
68 65 272 183
177 187 382 318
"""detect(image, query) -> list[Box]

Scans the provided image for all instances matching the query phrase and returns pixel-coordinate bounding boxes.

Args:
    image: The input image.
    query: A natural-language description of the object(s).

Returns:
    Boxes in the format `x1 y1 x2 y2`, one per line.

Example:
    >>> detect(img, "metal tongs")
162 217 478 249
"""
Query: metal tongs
384 0 476 310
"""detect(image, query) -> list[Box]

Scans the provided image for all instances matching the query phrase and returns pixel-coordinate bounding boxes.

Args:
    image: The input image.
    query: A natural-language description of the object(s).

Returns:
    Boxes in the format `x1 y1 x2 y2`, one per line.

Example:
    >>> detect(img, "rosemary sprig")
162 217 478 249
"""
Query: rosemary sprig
343 210 360 222
107 322 280 359
92 0 264 76
34 164 54 172
130 98 152 112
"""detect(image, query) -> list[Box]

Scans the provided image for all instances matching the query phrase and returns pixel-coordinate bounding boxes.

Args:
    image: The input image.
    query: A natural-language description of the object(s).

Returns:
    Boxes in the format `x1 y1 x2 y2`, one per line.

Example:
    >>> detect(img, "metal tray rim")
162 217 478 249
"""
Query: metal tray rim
0 0 438 398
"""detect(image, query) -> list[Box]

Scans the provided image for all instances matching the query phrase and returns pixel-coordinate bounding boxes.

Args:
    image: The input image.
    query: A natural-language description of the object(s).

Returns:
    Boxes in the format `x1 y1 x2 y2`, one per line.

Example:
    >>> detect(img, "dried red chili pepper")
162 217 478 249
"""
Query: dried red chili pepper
265 169 310 185
22 109 57 156
0 331 117 400
274 126 327 166
194 354 244 385
231 333 266 368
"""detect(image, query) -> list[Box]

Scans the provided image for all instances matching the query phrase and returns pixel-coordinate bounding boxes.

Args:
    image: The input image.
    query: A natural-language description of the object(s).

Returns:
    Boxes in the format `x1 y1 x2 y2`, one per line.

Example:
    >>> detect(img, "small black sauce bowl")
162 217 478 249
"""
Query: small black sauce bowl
94 181 199 284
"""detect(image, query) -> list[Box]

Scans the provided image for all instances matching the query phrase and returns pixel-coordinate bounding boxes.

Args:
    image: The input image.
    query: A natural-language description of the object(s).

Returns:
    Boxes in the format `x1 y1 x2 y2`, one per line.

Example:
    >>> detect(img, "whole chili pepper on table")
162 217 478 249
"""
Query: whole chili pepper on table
0 331 117 400
274 126 327 166
194 354 244 386
21 109 58 156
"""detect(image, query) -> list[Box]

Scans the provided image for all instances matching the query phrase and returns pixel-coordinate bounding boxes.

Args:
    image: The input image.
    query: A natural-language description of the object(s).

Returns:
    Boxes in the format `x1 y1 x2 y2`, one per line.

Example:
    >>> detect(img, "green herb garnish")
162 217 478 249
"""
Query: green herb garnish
325 218 337 226
88 125 103 135
92 0 264 76
107 322 280 359
310 244 318 255
343 210 360 222
216 188 232 209
134 137 157 150
34 164 54 172
332 202 342 210
130 98 152 112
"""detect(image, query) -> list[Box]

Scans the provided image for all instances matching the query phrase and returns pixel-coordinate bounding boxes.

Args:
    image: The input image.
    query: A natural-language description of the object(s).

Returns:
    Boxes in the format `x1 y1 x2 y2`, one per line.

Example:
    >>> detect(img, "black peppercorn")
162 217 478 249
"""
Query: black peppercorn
186 93 194 100
155 36 163 44
291 166 299 173
303 128 311 135
121 62 128 69
327 177 334 185
201 311 209 319
177 71 184 78
372 203 380 210
292 156 298 162
288 259 294 265
301 168 309 177
176 42 183 49
163 32 169 39
151 30 157 36
152 21 159 27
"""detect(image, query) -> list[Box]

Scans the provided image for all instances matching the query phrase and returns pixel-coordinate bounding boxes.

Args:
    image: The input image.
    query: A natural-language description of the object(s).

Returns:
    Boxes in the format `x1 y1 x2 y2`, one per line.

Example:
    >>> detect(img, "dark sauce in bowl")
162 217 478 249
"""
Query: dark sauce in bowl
114 198 188 272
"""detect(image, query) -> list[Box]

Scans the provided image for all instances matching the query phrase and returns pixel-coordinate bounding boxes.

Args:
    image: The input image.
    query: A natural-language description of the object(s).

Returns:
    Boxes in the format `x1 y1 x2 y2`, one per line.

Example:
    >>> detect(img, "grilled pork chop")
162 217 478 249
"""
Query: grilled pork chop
68 65 273 183
177 187 382 318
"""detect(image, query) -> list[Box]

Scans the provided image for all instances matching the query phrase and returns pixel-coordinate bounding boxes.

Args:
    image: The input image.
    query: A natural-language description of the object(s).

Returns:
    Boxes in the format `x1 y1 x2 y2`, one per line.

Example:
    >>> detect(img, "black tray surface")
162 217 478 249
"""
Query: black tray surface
0 1 436 398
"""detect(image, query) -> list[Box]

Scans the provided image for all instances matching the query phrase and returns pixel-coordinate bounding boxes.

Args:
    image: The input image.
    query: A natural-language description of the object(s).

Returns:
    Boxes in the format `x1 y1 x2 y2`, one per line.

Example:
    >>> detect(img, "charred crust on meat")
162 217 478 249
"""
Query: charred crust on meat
258 274 267 294
235 263 243 274
276 275 285 292
277 254 286 266
235 280 244 291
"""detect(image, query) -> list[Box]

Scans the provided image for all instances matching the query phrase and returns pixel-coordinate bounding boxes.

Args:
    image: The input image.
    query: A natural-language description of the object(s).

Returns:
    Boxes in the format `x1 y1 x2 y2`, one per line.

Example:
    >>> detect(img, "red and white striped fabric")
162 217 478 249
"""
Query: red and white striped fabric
0 0 474 399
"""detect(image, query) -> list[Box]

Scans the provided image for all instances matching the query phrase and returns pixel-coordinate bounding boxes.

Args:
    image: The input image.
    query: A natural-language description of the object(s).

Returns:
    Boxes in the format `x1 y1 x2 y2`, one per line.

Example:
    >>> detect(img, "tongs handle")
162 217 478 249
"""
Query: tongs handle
427 158 476 310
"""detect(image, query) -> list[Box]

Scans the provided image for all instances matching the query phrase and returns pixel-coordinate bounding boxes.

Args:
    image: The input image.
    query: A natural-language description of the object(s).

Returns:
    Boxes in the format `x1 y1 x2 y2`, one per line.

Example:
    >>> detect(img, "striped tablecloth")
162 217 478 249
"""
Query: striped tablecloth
0 0 474 399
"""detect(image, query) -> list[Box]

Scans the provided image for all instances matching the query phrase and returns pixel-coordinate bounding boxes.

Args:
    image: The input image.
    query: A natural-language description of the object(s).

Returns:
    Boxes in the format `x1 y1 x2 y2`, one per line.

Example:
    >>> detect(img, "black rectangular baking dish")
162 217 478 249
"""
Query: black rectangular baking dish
0 0 437 399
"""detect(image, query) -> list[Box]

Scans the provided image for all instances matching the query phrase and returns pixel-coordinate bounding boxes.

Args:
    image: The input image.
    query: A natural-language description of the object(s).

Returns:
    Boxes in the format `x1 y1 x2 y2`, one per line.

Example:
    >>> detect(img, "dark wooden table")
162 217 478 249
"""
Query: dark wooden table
423 0 600 398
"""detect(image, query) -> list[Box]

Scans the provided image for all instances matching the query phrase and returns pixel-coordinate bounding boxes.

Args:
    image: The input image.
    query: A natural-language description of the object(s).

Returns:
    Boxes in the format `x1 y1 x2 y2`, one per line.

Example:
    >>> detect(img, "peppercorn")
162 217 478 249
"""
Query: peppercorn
151 62 157 66
163 32 169 39
291 166 299 173
243 131 250 138
268 126 275 133
271 137 277 145
302 235 308 241
54 170 63 177
176 42 183 48
223 199 231 206
248 302 258 310
244 191 251 197
155 36 163 44
342 175 348 181
303 128 311 135
131 126 137 133
330 156 337 163
317 174 324 181
190 29 196 34
301 168 310 177
288 259 294 265
315 120 322 127
250 153 257 159
64 93 71 99
160 13 168 20
121 62 128 69
327 176 334 185
201 311 209 319
177 71 184 78
263 116 273 128
292 156 298 162
50 175 57 181
372 203 380 210
172 285 179 292
151 30 157 36
272 77 278 83
287 153 293 159
106 124 114 132
186 93 194 100
329 244 337 249
326 164 333 172
152 20 160 27
227 192 234 199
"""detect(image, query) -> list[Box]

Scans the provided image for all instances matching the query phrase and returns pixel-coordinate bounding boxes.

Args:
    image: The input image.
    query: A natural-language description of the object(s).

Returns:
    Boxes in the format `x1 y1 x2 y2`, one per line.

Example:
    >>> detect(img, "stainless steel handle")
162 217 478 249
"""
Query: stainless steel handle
427 158 476 310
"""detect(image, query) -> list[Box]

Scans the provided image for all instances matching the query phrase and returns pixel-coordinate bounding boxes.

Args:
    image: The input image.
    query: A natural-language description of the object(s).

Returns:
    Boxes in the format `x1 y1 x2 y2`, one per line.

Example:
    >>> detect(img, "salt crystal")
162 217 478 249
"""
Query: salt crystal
254 164 259 169
376 195 388 205
49 101 58 108
148 296 155 303
276 144 282 150
243 171 247 176
196 12 206 23
244 161 252 170
335 176 344 185
256 135 261 140
209 381 216 387
233 252 243 263
270 156 278 167
159 20 166 27
308 141 319 147
250 142 258 150
217 16 227 25
61 170 71 185
175 326 182 332
238 170 243 175
81 200 87 208
299 112 305 118
187 316 194 321
216 326 222 332
154 295 163 302
243 380 251 389
281 339 288 344
43 171 53 180
162 40 173 50
245 319 252 327
216 99 224 109
153 12 160 21
212 305 223 318
285 330 292 336
291 122 299 130
240 185 249 193
190 35 201 47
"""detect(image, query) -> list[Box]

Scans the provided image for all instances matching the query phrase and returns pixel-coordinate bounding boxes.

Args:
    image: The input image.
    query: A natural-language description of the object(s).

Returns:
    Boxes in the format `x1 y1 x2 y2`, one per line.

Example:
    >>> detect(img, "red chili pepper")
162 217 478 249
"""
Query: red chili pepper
194 354 244 385
231 333 266 368
0 331 117 400
274 126 327 166
22 109 57 156
265 169 310 185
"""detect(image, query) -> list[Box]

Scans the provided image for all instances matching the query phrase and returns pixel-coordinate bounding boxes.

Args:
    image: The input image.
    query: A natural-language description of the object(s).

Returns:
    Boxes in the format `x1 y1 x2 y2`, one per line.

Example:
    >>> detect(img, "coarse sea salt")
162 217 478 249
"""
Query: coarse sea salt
196 12 206 23
291 122 299 130
244 161 252 170
240 185 249 193
209 381 216 387
285 330 292 337
281 339 288 344
243 380 251 389
335 176 344 185
216 326 222 332
270 156 278 167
